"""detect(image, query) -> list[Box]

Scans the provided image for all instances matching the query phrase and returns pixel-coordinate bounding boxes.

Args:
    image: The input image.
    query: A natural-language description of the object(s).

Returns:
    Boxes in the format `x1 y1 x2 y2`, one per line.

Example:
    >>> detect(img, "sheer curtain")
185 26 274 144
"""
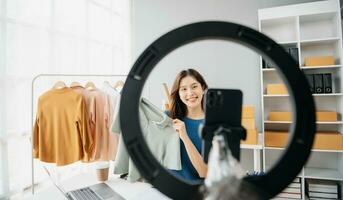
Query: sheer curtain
0 0 131 197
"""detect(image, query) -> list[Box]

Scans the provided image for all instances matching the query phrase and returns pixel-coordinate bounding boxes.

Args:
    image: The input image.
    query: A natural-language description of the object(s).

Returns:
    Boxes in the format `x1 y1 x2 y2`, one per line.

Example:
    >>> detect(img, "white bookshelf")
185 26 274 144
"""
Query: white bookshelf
258 1 343 199
240 133 263 172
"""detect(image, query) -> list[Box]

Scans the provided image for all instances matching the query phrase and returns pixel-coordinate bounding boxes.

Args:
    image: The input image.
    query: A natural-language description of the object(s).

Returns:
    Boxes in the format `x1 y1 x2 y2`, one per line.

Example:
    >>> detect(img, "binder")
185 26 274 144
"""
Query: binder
288 47 299 65
314 74 324 93
323 73 333 93
306 74 315 93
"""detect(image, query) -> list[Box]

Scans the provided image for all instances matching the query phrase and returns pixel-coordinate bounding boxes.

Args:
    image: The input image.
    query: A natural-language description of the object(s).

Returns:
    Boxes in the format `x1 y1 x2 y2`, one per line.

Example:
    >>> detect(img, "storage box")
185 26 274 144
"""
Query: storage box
241 129 258 145
266 84 288 95
268 111 338 121
268 112 292 121
265 131 288 147
265 131 343 150
304 56 335 66
242 118 256 130
316 111 338 121
313 132 343 150
242 105 255 119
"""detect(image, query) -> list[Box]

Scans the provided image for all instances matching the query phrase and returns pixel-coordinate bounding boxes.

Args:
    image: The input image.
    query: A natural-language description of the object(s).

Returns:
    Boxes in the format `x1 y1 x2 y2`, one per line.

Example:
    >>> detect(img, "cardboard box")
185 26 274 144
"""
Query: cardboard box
265 131 343 150
265 131 288 147
304 56 335 66
242 105 255 119
266 84 288 95
268 111 338 121
313 132 343 150
242 118 256 130
241 129 258 145
316 111 338 121
268 112 292 121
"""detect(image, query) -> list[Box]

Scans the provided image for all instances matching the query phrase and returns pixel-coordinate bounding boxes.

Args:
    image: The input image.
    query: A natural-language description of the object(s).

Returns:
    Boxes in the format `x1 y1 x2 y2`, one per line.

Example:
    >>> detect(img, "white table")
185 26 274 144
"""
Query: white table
25 173 171 200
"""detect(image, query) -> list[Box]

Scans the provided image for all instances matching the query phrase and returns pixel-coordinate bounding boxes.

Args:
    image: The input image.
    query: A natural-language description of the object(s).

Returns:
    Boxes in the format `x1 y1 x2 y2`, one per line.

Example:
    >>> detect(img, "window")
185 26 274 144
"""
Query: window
0 0 131 197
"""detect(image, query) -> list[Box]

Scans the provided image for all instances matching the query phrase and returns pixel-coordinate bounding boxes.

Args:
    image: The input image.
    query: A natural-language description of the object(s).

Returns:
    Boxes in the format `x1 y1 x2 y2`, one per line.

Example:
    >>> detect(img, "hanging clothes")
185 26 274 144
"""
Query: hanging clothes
111 97 181 182
33 88 93 166
72 85 116 161
101 82 121 160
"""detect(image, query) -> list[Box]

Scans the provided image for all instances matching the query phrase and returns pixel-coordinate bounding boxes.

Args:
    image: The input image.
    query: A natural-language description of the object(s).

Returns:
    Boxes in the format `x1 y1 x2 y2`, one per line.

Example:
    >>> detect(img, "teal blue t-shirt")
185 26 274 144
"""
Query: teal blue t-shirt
172 116 204 181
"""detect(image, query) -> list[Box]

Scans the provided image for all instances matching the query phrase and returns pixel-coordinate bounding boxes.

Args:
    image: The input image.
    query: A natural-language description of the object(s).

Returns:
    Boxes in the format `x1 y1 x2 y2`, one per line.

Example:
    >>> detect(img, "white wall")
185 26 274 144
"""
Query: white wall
132 0 326 131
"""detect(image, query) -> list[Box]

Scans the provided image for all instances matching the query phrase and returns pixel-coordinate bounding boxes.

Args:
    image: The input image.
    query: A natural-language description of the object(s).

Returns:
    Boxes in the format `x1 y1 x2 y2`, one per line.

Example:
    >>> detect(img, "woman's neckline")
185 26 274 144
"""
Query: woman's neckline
185 116 204 121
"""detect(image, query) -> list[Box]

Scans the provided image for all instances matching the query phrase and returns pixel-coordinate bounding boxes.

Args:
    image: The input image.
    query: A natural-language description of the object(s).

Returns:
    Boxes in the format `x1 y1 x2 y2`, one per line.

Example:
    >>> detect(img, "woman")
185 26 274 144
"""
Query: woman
169 68 208 181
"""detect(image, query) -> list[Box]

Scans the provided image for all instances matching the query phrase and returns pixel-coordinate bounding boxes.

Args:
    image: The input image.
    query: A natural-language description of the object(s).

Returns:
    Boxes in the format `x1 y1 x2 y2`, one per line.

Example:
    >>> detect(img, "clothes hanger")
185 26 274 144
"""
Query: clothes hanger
113 80 125 90
53 81 67 89
85 81 96 89
70 81 82 87
162 83 171 108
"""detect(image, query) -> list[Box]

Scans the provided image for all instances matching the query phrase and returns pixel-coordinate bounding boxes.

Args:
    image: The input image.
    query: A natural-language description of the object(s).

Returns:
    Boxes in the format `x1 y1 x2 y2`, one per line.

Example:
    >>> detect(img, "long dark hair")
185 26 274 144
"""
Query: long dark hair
169 68 208 119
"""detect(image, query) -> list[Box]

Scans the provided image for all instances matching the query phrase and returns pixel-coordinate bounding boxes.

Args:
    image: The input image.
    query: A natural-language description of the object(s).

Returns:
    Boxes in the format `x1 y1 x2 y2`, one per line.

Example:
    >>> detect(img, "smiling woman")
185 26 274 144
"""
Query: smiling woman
168 68 208 180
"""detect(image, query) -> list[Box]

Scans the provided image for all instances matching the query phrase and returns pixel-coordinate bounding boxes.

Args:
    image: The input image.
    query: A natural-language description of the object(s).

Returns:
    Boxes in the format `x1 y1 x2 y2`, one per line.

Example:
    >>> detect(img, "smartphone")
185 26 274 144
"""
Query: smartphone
201 88 243 163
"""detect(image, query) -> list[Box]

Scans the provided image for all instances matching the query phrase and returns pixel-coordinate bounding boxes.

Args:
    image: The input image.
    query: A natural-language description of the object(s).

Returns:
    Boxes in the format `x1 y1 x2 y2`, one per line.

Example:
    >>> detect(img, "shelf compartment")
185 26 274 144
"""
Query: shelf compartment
299 12 340 41
304 167 343 181
260 16 298 43
304 151 343 181
300 41 341 66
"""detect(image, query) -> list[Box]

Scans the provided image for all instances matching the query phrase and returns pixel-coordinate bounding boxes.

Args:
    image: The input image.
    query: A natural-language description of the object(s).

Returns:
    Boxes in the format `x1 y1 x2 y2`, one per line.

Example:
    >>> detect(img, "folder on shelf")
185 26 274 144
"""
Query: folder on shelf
323 73 333 93
275 192 301 199
305 74 315 93
288 47 299 65
306 179 340 194
308 191 339 199
314 74 324 94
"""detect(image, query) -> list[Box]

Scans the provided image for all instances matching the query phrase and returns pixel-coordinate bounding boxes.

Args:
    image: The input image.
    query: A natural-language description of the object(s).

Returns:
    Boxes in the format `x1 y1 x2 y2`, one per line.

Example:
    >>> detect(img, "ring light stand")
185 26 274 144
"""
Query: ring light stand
119 21 316 200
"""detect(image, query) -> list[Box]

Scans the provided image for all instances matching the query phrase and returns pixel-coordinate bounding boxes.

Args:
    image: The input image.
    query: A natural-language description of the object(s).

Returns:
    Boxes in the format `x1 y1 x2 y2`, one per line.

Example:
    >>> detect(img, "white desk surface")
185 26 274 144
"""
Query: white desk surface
25 173 171 200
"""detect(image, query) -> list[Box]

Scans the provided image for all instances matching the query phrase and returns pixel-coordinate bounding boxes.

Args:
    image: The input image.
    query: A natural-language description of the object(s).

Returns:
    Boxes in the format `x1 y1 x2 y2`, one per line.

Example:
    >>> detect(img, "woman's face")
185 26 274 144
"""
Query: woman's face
178 75 204 109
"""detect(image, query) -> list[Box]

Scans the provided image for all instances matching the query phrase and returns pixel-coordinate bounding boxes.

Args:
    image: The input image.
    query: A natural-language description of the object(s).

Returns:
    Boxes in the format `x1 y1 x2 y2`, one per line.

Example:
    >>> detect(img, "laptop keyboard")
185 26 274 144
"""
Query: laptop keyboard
69 187 102 200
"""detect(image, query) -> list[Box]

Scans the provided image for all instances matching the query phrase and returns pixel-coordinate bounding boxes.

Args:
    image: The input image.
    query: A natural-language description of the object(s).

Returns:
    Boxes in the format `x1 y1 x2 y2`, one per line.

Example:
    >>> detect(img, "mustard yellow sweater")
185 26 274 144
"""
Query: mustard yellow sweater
33 88 94 166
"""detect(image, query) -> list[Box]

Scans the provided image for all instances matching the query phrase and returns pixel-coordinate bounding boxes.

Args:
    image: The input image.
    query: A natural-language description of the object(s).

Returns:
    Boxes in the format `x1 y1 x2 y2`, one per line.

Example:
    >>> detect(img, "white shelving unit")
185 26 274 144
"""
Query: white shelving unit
240 134 263 172
258 1 343 199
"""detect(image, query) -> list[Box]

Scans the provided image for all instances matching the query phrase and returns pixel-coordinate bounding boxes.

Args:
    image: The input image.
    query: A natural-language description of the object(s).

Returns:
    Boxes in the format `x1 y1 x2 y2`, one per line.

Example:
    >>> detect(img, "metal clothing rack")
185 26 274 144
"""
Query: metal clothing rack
31 74 127 194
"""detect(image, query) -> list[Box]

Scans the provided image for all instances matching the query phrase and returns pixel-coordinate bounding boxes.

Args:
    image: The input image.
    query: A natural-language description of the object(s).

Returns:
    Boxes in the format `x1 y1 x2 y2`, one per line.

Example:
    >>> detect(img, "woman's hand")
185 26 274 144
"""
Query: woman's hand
172 119 189 141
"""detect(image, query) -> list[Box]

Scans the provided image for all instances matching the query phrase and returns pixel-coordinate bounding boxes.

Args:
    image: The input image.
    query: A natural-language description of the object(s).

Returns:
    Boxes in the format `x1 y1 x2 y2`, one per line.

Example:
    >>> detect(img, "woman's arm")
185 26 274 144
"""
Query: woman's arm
173 119 208 178
182 135 208 178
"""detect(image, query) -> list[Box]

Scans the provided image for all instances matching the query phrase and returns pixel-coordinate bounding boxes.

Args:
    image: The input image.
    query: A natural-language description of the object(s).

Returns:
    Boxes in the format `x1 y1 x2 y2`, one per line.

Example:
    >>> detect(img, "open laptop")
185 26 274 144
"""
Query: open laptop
43 166 125 200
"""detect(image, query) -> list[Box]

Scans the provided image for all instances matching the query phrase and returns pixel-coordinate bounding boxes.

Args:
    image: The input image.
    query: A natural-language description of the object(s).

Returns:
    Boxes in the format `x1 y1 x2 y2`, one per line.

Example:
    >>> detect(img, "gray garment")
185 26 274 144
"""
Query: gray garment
111 97 181 182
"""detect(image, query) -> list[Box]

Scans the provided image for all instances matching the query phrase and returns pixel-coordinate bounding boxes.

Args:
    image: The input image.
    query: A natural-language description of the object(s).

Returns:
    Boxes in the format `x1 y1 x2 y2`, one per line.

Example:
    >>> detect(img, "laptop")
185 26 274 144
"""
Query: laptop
43 166 125 200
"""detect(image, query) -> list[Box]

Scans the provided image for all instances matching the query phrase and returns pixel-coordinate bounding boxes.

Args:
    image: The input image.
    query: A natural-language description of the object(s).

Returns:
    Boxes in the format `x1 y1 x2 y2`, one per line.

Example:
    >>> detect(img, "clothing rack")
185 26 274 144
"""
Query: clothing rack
31 74 127 194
